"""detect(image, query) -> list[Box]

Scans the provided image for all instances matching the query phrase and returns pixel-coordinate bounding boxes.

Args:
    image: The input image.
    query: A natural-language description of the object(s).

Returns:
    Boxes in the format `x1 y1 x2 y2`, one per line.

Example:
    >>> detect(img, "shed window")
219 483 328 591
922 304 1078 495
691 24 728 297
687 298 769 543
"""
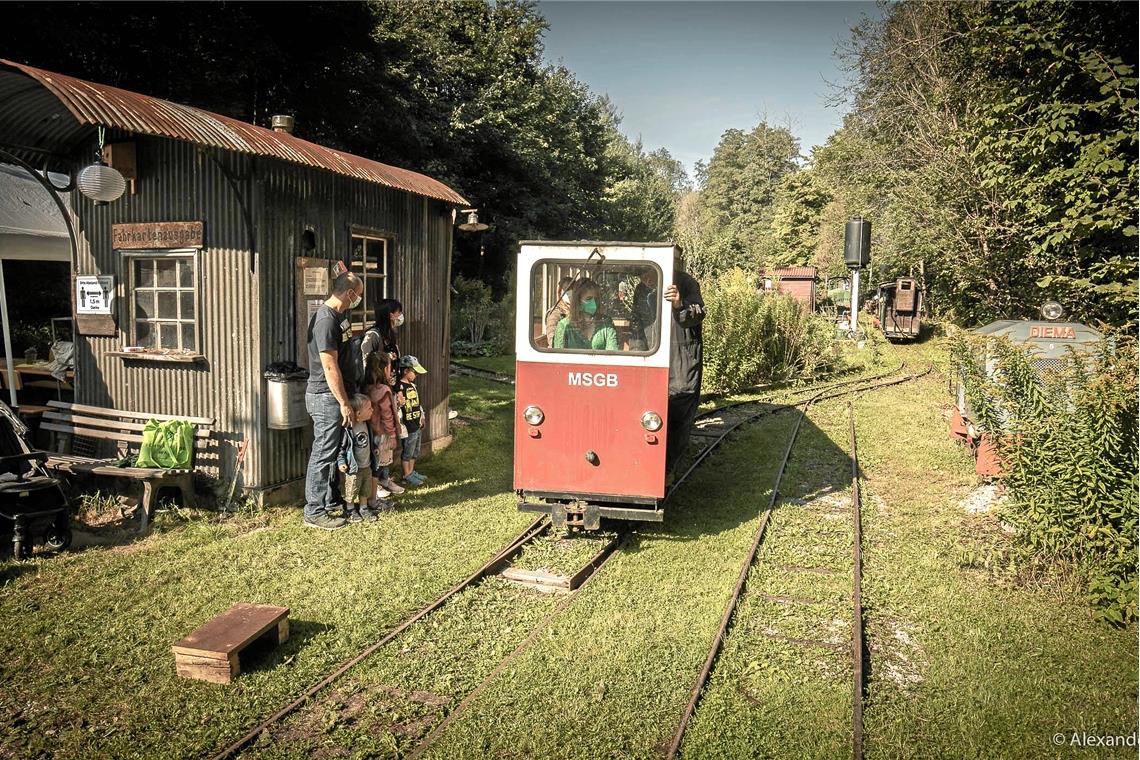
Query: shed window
350 233 392 332
127 250 198 351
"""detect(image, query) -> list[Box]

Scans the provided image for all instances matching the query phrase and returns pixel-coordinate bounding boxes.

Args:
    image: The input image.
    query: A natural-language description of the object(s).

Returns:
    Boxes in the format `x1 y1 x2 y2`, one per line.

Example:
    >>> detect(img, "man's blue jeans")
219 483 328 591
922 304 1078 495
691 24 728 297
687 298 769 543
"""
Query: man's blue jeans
304 391 342 519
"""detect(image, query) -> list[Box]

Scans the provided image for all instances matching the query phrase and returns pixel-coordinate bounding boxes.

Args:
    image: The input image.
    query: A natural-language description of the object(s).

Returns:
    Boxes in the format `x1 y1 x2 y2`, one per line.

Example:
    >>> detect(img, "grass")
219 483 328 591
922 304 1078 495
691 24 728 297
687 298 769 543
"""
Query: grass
1 339 1134 759
0 374 531 759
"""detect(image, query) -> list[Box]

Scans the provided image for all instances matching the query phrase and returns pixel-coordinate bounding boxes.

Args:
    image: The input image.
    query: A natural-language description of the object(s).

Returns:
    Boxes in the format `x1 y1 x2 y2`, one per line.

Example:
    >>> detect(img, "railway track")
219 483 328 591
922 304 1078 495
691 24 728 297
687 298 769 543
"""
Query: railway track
215 363 925 759
449 360 515 385
665 365 928 759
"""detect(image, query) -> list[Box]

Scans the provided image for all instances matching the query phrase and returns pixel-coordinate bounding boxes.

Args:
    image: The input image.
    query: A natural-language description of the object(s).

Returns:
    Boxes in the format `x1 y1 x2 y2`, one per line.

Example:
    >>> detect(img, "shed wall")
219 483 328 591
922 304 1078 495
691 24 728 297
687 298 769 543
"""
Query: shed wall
70 136 453 493
71 138 259 485
256 162 454 488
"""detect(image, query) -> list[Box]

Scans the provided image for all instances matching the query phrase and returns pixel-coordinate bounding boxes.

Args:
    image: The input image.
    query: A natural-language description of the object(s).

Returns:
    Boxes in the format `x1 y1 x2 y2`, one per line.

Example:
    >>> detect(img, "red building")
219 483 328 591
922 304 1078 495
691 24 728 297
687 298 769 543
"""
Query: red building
759 267 817 311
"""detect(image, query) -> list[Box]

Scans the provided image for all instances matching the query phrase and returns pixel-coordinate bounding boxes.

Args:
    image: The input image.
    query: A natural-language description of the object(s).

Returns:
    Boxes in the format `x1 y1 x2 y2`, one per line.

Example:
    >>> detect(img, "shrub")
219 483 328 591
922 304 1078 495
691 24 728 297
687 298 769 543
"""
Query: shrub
701 268 835 393
450 275 494 344
951 333 1139 624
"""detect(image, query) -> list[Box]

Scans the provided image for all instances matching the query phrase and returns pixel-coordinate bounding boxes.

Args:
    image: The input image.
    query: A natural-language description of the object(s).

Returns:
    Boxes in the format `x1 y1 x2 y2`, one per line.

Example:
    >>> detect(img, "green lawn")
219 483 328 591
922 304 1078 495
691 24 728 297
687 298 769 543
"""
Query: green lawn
1 341 1134 759
0 375 531 759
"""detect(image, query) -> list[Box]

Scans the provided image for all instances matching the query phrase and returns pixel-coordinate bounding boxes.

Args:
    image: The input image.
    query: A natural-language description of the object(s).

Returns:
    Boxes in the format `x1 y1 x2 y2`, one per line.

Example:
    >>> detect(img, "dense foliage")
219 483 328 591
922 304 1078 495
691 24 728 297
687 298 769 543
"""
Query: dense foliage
0 1 686 289
952 334 1138 624
821 1 1137 327
700 270 835 393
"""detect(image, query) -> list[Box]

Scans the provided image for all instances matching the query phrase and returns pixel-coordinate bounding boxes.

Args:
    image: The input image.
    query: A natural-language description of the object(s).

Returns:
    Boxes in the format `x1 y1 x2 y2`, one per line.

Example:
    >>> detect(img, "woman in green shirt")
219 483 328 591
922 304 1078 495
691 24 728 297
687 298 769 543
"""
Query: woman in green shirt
553 278 619 351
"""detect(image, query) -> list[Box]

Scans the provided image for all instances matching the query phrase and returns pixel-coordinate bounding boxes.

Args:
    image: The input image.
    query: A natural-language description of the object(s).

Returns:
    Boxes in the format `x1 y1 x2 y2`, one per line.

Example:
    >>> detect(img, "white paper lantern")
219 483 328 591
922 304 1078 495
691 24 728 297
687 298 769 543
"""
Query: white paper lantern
77 162 126 203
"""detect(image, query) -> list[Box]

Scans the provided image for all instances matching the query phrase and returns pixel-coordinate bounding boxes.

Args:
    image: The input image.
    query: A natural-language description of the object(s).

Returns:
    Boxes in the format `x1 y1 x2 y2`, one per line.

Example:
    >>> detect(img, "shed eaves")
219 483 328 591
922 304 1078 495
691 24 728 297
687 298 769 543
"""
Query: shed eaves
0 60 467 206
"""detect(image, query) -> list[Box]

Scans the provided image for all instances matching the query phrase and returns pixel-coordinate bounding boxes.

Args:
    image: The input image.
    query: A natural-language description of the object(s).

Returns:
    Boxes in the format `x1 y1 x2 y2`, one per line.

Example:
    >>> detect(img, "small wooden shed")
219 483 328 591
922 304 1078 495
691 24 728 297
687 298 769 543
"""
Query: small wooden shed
759 266 817 311
0 60 468 504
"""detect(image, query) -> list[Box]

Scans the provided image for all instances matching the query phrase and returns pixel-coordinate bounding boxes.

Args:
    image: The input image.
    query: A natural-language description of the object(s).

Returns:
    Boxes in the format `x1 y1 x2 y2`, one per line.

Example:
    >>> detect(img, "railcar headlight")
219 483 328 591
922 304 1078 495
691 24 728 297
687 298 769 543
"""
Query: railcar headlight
641 410 663 432
1040 301 1064 321
523 405 544 426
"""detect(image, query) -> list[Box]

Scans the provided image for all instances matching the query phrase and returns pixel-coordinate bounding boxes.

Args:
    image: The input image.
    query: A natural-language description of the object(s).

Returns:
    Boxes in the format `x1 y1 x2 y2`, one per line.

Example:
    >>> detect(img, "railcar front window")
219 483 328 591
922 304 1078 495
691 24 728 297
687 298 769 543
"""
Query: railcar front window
530 260 662 355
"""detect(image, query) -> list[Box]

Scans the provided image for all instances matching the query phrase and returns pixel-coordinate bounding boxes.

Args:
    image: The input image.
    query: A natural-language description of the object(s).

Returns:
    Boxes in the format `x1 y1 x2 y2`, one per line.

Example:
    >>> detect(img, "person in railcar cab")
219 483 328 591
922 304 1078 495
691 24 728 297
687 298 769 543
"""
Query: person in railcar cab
665 255 705 479
545 276 575 345
552 278 619 351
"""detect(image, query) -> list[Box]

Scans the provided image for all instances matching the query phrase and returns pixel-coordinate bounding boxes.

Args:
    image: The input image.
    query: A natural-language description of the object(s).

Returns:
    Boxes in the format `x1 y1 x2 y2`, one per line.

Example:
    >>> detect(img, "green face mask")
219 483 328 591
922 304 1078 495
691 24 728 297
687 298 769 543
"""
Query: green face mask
582 298 598 315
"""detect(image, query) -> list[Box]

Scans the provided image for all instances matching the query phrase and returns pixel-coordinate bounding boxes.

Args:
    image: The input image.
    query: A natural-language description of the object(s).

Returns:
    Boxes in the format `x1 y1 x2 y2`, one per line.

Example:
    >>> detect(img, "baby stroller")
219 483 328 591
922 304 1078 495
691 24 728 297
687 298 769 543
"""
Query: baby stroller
0 400 70 559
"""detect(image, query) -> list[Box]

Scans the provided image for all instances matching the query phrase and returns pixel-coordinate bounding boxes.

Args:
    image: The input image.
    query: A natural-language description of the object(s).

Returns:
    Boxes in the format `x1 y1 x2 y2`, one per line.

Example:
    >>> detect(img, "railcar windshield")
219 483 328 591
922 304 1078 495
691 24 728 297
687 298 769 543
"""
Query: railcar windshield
530 259 663 355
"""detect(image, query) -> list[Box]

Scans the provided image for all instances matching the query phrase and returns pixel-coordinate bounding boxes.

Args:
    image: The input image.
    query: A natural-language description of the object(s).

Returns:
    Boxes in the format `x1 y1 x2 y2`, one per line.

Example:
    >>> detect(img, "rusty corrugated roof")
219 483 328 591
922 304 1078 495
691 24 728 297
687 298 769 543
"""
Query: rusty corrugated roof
0 59 467 205
760 266 817 279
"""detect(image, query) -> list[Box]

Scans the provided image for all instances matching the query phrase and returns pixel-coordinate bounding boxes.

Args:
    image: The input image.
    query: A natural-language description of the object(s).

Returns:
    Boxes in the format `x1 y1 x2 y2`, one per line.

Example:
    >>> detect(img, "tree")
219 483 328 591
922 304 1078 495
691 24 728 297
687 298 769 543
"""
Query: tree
676 120 802 277
831 0 1138 327
0 1 686 291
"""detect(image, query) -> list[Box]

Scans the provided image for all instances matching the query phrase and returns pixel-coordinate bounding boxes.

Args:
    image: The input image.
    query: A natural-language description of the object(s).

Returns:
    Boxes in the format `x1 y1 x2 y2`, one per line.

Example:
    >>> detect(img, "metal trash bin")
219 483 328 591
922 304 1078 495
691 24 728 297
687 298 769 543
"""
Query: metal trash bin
264 363 309 430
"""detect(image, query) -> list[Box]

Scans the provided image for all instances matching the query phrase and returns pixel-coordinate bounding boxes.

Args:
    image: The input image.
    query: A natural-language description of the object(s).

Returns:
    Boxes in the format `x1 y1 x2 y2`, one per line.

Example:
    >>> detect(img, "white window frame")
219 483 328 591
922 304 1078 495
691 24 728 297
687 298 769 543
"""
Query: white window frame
349 230 393 333
123 248 199 352
515 243 675 368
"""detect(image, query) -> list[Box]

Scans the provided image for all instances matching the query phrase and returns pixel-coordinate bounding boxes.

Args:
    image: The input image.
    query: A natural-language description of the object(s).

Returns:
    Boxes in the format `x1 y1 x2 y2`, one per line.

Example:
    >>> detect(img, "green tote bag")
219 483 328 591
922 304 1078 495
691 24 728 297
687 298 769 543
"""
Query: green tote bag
136 419 195 469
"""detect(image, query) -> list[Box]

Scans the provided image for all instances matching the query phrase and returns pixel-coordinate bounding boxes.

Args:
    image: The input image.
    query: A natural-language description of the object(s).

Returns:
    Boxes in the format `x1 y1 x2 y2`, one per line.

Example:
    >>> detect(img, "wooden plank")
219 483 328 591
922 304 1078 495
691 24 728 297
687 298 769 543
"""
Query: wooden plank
500 567 571 588
40 422 143 444
172 604 290 658
40 422 213 449
43 456 189 479
46 400 214 426
21 379 74 391
173 651 239 684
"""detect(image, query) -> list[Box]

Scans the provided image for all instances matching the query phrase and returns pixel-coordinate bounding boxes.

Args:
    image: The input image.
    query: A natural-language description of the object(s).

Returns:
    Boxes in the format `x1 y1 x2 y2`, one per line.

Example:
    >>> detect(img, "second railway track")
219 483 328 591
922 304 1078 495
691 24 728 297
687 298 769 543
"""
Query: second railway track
665 365 927 759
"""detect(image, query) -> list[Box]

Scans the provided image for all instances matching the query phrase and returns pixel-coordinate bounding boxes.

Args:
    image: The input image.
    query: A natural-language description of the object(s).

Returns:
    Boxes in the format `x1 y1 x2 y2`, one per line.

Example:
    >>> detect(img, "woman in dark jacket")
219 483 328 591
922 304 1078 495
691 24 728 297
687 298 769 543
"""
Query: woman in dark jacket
361 299 403 382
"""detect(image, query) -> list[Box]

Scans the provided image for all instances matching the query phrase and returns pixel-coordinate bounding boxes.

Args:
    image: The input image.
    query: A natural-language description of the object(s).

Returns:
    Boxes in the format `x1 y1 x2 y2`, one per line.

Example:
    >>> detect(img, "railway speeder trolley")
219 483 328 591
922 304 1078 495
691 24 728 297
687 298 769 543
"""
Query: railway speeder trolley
514 241 676 530
875 277 922 341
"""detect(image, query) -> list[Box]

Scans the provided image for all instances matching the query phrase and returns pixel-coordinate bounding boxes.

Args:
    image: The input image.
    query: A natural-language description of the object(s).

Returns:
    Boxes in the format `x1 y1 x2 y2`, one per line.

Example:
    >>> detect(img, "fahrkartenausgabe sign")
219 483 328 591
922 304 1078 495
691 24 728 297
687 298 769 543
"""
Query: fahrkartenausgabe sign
112 221 204 250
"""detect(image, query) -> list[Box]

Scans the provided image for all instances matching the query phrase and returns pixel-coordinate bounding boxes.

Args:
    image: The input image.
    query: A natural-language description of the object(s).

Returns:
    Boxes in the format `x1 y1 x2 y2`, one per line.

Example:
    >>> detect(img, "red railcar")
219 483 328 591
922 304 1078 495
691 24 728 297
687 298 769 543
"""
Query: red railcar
514 242 676 529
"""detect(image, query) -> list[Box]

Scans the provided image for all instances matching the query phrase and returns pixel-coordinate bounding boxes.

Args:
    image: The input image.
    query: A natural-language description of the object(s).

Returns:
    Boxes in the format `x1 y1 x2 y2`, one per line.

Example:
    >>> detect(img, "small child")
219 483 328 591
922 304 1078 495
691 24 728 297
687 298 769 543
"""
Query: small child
336 393 377 523
364 352 401 506
397 355 428 486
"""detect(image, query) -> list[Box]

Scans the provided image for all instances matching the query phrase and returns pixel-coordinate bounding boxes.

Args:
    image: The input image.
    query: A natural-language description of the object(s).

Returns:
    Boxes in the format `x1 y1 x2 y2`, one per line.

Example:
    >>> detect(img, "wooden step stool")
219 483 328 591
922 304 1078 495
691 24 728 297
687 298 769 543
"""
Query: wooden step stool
172 603 290 684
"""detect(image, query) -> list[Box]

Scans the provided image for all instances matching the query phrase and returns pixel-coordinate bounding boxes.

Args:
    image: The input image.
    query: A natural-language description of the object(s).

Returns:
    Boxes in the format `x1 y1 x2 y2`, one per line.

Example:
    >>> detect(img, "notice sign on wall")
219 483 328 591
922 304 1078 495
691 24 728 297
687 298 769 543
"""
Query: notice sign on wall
76 275 115 314
303 266 328 296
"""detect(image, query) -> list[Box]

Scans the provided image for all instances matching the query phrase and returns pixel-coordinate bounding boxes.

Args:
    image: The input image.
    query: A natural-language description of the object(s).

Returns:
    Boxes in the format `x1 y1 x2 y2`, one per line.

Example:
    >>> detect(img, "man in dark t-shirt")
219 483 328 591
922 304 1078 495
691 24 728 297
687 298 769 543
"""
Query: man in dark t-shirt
303 271 364 531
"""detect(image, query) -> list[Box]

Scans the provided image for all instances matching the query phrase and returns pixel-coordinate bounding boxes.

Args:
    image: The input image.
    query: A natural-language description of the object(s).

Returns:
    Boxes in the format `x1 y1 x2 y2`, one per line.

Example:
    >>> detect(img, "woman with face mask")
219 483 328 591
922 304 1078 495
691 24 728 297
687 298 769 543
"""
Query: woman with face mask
361 298 404 385
552 278 619 351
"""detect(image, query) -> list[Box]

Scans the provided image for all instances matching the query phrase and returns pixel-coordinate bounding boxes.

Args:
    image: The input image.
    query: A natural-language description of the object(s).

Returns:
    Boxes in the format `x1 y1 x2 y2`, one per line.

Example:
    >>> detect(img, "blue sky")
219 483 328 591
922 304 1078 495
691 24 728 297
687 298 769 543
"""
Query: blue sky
537 1 882 180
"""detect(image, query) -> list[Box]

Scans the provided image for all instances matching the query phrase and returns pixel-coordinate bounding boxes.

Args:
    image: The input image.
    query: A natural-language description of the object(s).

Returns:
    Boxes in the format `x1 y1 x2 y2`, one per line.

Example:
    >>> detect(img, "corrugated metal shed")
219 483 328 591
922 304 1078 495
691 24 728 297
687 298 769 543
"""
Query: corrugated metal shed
0 59 467 206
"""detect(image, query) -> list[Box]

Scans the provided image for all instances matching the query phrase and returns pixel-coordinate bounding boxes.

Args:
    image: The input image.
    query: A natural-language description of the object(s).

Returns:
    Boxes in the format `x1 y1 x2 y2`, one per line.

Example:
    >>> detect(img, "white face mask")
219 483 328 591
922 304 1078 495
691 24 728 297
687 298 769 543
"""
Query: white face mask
393 313 405 327
561 293 571 304
349 292 363 310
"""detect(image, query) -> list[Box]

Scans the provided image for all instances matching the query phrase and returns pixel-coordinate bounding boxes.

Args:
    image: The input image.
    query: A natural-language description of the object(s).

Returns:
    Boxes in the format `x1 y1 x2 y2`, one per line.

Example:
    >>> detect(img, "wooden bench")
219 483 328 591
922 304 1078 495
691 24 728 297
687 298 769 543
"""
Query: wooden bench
39 400 217 532
172 603 290 684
